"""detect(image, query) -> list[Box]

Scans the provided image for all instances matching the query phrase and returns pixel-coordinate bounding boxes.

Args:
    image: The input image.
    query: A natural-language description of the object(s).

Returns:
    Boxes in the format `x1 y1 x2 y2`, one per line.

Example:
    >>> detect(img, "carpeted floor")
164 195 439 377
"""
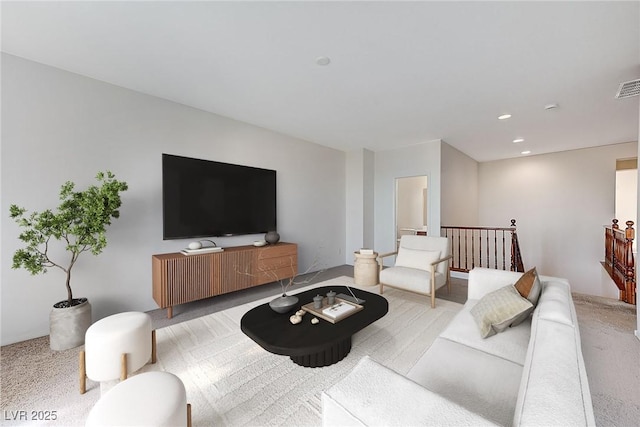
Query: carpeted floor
1 266 638 426
572 293 640 426
1 275 463 426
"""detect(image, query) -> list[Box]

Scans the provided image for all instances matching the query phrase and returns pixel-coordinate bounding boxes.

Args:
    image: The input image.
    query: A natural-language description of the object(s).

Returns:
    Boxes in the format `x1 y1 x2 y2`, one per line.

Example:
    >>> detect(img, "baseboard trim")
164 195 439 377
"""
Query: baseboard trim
451 271 469 280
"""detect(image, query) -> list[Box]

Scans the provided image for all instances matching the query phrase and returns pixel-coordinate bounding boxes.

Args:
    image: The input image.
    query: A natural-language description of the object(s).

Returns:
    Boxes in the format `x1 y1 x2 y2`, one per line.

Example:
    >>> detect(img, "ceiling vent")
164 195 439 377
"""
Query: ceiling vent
615 79 640 99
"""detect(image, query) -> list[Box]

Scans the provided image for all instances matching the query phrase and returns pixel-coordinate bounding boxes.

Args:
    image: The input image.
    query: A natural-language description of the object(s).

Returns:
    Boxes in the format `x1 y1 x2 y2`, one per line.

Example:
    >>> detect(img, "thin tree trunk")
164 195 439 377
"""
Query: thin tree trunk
66 269 73 305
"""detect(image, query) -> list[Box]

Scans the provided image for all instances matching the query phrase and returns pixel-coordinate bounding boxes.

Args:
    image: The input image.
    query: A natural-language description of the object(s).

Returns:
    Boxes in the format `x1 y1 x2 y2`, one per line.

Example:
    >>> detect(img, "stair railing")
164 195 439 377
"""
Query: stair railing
441 219 524 273
603 219 636 305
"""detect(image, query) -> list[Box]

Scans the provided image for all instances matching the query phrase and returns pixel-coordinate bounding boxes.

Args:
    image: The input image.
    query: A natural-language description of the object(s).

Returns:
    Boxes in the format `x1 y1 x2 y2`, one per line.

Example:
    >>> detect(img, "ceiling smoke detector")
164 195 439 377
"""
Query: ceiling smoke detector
615 79 640 99
315 56 331 66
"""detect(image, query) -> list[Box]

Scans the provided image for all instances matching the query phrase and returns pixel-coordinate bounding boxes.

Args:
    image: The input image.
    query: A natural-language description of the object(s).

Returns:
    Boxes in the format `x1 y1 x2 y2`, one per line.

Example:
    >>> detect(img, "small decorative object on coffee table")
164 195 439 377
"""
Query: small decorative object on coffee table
269 294 299 314
326 290 336 305
313 294 323 309
302 297 363 324
241 285 388 367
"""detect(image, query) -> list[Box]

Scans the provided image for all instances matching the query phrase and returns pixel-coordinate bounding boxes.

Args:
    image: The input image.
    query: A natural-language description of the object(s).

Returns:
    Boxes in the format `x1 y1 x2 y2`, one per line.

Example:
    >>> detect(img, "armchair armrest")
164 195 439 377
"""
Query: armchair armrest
429 254 453 308
377 251 398 271
377 251 398 259
430 254 453 268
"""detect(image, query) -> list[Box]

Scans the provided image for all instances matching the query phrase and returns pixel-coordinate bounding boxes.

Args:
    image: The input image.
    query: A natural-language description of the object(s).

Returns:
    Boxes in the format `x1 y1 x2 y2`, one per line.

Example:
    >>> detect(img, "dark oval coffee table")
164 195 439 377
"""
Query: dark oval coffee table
241 285 388 367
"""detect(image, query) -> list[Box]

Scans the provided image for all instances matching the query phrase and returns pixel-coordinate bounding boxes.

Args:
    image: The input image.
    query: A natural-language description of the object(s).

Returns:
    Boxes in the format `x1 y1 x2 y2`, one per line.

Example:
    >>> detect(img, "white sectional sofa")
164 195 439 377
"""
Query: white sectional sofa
322 267 595 426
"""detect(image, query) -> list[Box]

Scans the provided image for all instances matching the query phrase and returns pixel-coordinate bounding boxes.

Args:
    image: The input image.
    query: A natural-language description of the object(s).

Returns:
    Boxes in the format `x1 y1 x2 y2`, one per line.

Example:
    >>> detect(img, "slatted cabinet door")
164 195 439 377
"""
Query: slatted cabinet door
152 243 297 318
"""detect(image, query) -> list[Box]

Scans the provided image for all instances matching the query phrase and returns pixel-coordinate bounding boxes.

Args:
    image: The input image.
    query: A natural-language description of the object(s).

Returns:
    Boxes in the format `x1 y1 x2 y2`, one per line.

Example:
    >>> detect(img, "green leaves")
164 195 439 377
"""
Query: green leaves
10 171 128 302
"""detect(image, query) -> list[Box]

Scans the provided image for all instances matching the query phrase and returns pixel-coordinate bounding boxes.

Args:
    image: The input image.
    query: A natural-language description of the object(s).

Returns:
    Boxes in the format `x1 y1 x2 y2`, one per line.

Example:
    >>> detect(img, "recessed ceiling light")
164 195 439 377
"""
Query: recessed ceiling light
521 150 531 155
315 56 331 66
498 114 512 120
513 138 525 143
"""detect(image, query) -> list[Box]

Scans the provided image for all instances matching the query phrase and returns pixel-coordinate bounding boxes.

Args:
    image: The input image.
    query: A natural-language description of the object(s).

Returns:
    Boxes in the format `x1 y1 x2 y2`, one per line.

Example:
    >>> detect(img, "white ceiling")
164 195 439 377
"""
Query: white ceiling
2 1 639 162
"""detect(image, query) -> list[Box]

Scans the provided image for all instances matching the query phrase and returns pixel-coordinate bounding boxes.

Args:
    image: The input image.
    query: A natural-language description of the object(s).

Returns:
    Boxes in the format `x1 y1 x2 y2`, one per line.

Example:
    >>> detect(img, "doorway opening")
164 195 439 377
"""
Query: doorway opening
395 175 428 247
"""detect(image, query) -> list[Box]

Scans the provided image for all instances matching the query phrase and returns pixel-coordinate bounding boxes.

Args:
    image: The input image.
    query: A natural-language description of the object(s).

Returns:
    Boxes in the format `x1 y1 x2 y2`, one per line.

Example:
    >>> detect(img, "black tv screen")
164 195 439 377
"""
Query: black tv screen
162 154 277 239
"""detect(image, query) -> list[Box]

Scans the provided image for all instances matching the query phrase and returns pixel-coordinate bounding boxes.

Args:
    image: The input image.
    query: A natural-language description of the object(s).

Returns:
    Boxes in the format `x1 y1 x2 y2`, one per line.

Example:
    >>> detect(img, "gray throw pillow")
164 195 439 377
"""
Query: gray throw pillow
470 284 534 338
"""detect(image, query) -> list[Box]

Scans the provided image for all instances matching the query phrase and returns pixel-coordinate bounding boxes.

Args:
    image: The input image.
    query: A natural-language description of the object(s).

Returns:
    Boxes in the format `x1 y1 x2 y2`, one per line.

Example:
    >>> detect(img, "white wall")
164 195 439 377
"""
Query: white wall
478 142 637 298
374 140 442 260
1 54 346 345
363 149 375 250
615 168 637 228
345 148 375 264
441 142 479 226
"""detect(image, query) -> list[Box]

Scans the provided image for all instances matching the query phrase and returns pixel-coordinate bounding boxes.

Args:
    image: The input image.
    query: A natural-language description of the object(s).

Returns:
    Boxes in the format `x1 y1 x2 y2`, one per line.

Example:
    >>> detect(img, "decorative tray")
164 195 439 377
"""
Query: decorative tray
301 297 363 324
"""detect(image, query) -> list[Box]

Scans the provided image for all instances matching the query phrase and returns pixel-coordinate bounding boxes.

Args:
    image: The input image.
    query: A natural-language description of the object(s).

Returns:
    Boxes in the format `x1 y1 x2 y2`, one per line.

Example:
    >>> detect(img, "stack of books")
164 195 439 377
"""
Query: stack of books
180 247 224 256
322 302 357 319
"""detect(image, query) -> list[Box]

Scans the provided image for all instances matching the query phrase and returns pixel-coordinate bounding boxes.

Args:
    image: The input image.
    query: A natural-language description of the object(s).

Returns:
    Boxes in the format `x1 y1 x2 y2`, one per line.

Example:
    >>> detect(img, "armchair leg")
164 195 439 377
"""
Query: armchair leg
430 269 436 308
187 403 192 427
379 283 384 294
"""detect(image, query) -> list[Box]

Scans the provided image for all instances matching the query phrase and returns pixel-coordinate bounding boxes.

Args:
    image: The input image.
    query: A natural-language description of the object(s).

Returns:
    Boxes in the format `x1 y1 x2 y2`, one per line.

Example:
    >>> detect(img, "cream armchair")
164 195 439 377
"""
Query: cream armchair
378 235 452 308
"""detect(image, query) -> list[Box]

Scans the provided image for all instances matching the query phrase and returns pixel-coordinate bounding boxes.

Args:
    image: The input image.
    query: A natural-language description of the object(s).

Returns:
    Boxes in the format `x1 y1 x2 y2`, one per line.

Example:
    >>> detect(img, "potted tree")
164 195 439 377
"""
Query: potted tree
10 171 128 350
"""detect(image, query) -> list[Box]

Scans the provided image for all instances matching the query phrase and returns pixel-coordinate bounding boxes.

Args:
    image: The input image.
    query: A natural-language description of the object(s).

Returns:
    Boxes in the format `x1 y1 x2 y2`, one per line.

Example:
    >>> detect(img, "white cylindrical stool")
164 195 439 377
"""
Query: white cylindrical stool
85 371 191 427
354 251 379 286
80 312 156 394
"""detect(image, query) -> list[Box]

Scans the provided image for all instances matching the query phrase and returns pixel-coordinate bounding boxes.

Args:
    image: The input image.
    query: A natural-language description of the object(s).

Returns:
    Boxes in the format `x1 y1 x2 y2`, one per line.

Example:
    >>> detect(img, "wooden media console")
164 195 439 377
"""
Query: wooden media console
152 242 298 318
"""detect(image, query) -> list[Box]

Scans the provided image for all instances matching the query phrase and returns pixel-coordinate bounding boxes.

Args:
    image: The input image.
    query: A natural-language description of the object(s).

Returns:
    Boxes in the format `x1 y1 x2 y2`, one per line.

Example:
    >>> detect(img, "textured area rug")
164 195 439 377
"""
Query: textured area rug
0 277 462 426
155 277 462 426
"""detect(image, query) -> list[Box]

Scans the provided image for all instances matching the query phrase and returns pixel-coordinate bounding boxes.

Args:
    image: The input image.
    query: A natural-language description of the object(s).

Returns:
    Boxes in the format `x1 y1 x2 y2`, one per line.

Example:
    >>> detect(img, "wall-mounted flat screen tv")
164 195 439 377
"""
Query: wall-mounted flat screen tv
162 154 277 239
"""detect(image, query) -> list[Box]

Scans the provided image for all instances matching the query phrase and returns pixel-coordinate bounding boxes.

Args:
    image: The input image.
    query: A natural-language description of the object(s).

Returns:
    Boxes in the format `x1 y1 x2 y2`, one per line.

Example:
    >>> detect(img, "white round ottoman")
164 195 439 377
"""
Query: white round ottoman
85 371 191 427
80 312 155 394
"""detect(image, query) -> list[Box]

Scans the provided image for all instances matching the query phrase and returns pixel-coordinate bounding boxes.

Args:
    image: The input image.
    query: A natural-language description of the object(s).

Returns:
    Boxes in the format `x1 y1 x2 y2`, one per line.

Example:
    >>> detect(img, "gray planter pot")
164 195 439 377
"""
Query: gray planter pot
49 298 92 351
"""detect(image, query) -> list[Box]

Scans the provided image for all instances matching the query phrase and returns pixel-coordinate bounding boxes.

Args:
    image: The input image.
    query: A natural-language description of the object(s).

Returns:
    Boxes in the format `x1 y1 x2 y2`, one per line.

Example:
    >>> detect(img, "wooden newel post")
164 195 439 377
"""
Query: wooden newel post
624 221 636 305
509 219 524 272
603 219 636 305
625 221 635 240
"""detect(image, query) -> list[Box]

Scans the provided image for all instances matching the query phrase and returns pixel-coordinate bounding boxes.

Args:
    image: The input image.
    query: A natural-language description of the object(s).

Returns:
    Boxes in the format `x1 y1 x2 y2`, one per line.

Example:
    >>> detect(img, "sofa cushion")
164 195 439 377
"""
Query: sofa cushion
535 280 574 326
513 318 595 426
407 337 523 427
323 356 498 427
468 267 525 301
439 301 531 365
514 267 542 307
470 285 534 338
395 248 440 272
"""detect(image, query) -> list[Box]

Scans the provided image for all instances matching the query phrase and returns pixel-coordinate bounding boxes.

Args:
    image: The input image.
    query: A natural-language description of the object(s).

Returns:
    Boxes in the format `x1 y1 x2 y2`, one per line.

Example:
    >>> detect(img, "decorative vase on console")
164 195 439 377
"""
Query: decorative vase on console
265 230 280 244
